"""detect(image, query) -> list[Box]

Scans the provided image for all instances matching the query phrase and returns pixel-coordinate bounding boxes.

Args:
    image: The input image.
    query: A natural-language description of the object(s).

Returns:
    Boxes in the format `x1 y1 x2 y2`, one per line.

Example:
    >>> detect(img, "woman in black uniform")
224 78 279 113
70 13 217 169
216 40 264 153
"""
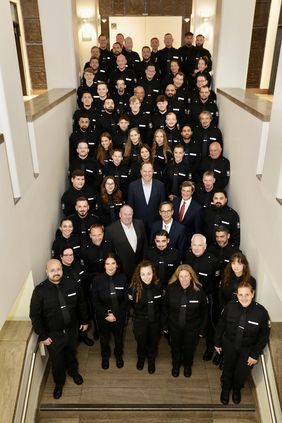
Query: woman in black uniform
214 282 270 405
92 253 128 369
128 260 162 374
95 176 124 226
163 264 208 378
51 218 81 259
219 252 256 310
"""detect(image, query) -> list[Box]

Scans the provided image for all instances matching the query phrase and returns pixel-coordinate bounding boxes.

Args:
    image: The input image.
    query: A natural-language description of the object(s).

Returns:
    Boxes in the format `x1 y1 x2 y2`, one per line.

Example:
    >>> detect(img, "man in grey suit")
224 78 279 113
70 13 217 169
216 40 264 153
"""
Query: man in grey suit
127 162 166 236
105 205 147 279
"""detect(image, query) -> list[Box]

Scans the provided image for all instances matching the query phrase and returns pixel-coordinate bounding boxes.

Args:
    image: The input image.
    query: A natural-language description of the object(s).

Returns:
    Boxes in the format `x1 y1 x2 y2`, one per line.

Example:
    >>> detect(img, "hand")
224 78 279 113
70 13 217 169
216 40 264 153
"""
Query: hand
105 313 116 322
214 346 222 354
168 194 176 202
79 324 88 332
247 356 258 366
42 337 52 346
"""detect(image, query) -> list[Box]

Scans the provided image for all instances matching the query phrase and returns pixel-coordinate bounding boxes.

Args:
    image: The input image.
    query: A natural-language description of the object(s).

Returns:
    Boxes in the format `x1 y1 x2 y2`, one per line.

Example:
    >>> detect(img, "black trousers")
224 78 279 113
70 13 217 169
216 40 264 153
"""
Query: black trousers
97 314 126 359
47 327 78 386
169 324 199 368
222 336 252 391
133 317 160 363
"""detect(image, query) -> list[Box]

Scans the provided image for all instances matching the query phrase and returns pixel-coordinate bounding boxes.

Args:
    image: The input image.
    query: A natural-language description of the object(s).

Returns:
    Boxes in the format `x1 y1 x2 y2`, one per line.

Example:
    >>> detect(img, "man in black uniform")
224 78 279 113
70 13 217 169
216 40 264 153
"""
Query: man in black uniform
145 230 181 289
29 259 88 399
184 233 219 360
194 170 216 207
188 86 219 127
98 34 113 71
193 111 223 158
135 46 158 79
200 141 230 190
68 197 100 247
164 112 182 150
111 79 130 115
128 95 153 145
165 84 187 125
69 140 102 192
180 124 202 180
204 190 240 247
96 98 118 137
194 34 212 71
108 54 137 94
122 36 141 70
105 148 129 194
72 91 100 131
164 143 192 200
152 95 169 131
157 33 181 76
61 170 96 217
179 31 195 77
69 114 97 161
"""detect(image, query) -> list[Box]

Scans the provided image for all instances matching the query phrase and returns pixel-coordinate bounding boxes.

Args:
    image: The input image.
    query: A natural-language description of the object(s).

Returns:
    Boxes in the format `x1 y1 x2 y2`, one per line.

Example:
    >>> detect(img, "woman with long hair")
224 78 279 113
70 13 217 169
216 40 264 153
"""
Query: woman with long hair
129 143 153 182
219 252 256 310
163 264 208 378
96 176 124 226
92 253 128 370
151 129 172 179
96 132 114 173
123 127 142 165
129 260 162 374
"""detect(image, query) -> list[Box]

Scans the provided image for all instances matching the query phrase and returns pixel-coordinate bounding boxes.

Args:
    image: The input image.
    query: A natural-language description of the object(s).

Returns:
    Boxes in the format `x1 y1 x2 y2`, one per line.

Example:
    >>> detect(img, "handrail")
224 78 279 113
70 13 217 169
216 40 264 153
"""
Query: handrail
20 341 40 423
260 352 277 423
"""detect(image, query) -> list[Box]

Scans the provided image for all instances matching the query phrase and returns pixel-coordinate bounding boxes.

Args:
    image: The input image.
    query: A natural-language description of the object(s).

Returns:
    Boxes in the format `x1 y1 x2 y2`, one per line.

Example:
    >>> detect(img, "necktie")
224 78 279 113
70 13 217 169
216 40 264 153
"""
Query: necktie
56 285 71 327
179 288 187 329
147 285 155 322
109 277 119 315
235 308 247 349
178 201 186 223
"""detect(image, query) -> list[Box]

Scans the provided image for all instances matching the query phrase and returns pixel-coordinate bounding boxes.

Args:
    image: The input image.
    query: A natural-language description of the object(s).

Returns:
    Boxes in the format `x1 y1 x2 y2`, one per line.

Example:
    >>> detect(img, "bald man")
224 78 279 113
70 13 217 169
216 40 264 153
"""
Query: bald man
30 259 88 399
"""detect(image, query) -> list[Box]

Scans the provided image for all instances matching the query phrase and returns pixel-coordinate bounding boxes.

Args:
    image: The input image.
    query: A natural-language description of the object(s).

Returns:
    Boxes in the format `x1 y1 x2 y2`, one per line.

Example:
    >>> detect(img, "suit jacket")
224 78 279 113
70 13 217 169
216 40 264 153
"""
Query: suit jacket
150 219 187 257
173 197 203 246
127 178 166 233
105 218 147 279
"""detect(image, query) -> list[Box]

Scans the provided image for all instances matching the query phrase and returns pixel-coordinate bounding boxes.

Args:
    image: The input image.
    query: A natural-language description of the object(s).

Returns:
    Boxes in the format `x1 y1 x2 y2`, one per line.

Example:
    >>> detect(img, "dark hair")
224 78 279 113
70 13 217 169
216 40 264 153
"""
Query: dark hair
130 260 159 302
154 229 169 239
236 281 255 294
215 225 230 234
185 31 194 37
223 252 251 287
213 189 228 199
103 252 122 274
101 176 123 204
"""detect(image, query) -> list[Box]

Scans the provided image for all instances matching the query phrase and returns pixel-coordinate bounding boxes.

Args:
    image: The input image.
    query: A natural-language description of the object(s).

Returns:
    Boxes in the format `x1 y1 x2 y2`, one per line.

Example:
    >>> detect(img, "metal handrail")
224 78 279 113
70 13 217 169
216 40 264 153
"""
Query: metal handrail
20 341 40 423
260 352 278 423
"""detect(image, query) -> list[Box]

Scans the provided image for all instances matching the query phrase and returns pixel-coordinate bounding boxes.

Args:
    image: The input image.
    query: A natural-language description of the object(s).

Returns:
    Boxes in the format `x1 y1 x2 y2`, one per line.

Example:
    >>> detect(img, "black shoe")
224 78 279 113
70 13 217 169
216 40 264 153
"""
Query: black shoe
102 358 109 369
116 357 124 368
203 348 214 361
53 385 63 399
212 353 221 366
232 389 241 404
136 358 144 370
93 330 99 340
184 366 192 377
80 334 94 346
148 363 156 374
220 389 230 405
72 373 83 385
171 367 180 377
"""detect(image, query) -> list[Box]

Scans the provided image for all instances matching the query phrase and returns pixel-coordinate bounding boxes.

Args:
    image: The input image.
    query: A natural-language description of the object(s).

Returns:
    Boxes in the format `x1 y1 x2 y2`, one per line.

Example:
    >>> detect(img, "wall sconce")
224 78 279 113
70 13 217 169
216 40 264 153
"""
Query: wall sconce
81 19 93 41
202 16 210 22
184 17 190 23
101 18 107 24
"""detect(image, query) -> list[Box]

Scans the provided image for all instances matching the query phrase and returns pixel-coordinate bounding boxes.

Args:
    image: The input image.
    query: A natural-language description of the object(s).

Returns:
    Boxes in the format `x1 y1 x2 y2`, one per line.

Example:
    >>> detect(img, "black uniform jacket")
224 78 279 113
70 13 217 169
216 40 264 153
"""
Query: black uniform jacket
92 272 128 318
128 282 162 320
162 281 208 335
29 277 88 341
214 299 270 359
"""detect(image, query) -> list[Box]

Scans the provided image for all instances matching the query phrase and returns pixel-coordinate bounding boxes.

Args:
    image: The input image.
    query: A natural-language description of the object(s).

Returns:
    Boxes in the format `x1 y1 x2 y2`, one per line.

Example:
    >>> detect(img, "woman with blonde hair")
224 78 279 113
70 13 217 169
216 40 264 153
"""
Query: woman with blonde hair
151 128 172 177
163 264 208 378
129 260 162 374
123 127 142 165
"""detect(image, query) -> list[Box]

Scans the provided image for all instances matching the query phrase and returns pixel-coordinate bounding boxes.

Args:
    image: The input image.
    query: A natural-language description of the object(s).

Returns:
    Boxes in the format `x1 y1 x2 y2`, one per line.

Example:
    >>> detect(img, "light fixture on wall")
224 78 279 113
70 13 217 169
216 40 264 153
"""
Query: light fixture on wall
184 17 190 23
78 8 95 42
101 18 107 24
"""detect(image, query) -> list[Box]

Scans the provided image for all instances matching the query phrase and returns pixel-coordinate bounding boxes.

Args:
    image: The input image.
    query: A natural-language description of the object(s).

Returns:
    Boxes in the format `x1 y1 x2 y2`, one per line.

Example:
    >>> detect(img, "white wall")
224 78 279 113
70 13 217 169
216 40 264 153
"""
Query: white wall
213 0 256 89
109 16 182 55
38 0 80 88
191 0 217 56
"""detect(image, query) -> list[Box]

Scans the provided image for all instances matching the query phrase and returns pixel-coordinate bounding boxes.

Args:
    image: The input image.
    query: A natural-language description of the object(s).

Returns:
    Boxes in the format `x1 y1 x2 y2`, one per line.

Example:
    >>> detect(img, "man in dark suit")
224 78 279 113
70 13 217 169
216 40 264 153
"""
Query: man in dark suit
150 201 186 257
127 162 166 236
105 205 147 279
173 181 203 247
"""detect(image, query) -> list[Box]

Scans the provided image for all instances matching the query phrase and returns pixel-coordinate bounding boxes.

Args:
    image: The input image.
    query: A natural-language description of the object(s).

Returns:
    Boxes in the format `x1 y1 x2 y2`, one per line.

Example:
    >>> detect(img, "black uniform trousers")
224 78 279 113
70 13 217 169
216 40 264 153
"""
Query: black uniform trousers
47 327 78 386
169 323 199 368
222 336 252 391
133 316 160 363
97 314 126 359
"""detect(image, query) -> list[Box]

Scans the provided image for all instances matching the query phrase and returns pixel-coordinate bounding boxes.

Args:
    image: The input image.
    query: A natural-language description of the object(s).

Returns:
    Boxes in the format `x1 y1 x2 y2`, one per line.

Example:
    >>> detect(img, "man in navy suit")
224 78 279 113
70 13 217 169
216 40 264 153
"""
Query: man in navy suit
173 180 203 247
127 162 166 236
150 201 186 257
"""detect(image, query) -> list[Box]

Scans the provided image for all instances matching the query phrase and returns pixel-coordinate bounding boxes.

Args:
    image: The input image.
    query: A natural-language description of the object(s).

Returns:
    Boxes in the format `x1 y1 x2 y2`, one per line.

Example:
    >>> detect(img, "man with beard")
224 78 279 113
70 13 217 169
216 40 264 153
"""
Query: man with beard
61 170 96 216
108 54 137 94
69 140 102 192
111 79 130 115
179 31 195 80
72 91 99 131
157 33 181 76
69 114 97 160
184 234 219 361
200 141 230 190
30 259 88 399
165 84 187 125
194 34 212 71
68 197 100 247
96 98 118 137
180 124 202 179
188 86 219 127
204 190 240 247
193 111 223 158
